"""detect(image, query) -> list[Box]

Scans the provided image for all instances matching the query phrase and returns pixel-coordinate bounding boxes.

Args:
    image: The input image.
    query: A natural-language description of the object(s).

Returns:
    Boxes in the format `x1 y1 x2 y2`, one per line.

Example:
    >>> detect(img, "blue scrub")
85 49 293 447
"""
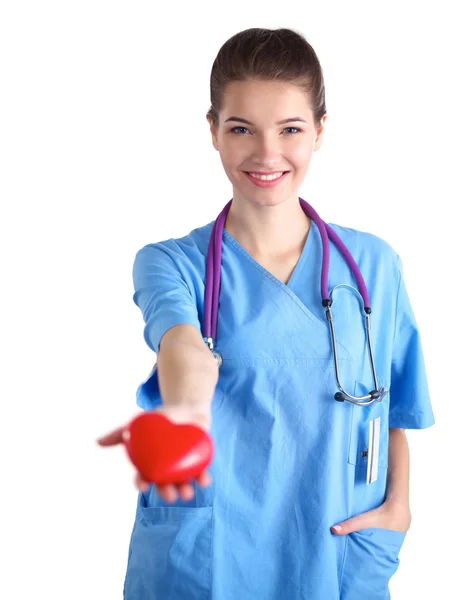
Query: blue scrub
123 218 435 599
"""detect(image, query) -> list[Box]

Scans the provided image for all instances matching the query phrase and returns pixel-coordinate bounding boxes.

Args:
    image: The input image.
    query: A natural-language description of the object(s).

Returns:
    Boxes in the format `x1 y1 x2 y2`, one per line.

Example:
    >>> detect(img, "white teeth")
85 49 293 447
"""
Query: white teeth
248 172 284 181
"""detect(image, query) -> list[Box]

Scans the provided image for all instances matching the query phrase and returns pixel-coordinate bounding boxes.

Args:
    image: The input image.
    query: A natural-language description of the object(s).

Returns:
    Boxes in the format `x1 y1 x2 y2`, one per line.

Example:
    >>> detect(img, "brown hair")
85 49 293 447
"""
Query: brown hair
206 28 327 130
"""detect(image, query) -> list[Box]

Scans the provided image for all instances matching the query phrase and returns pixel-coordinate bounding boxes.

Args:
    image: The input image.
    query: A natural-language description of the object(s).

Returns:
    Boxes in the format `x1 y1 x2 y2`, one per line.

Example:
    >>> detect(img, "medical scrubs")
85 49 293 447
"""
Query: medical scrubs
123 217 435 599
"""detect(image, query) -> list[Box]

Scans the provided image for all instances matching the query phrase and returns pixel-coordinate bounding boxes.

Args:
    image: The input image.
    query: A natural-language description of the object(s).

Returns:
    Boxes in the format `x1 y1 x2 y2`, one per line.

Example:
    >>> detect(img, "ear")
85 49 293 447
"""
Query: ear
207 116 219 152
314 114 327 152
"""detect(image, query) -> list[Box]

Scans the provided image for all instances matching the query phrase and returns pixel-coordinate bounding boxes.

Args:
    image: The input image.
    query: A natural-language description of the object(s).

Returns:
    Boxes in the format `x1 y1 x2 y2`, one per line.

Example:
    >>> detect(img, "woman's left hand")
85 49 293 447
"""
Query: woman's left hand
330 498 412 535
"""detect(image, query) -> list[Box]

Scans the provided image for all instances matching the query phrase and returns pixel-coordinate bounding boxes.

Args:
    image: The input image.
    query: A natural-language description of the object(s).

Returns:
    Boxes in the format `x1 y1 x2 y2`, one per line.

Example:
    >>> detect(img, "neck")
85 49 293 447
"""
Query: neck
224 195 311 259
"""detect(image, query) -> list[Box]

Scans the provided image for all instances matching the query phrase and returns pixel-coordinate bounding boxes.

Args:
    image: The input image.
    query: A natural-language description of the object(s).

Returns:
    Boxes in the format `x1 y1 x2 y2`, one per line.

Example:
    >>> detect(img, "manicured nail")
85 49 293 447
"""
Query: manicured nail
332 525 342 532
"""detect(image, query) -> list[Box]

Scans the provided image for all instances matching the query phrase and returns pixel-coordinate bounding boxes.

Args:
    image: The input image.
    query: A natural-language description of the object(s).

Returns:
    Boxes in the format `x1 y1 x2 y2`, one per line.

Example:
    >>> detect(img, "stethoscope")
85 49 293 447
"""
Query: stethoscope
202 197 388 407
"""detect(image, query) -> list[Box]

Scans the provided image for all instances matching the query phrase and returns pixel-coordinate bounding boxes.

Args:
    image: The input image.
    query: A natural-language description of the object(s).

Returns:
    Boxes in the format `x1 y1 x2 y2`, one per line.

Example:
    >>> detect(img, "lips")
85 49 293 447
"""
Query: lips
243 171 290 188
246 171 288 175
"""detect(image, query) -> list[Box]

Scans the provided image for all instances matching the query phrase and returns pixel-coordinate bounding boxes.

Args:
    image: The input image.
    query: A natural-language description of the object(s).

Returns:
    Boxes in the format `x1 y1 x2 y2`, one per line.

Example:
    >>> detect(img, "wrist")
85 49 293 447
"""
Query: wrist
156 403 212 431
385 494 411 513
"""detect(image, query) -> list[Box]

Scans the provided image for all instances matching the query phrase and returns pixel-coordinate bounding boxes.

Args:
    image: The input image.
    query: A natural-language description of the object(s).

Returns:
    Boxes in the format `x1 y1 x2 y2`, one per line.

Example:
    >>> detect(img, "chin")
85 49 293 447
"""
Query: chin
234 190 298 208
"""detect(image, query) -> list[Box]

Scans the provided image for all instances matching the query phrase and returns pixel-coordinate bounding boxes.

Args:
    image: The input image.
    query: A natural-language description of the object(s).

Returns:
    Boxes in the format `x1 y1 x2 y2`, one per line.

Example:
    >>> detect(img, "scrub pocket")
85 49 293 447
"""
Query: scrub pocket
340 527 406 600
348 380 389 469
123 492 213 600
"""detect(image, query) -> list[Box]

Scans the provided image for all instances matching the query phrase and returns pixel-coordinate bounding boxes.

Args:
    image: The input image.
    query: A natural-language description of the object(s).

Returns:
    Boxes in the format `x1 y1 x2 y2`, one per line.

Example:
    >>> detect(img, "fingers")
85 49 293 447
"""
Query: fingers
96 425 126 446
178 483 195 501
132 468 213 503
155 470 213 504
156 484 179 503
155 483 193 503
134 471 150 492
196 470 212 487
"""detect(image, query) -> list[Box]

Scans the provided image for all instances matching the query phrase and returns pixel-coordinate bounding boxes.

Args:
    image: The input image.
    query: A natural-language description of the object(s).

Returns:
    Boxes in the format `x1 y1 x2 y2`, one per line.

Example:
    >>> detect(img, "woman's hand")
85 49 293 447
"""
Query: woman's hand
97 405 213 504
330 498 412 535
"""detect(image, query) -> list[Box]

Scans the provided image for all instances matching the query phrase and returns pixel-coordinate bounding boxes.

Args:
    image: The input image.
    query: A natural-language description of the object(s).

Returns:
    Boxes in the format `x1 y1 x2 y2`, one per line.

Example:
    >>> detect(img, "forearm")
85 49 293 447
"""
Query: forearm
385 428 410 507
156 339 219 417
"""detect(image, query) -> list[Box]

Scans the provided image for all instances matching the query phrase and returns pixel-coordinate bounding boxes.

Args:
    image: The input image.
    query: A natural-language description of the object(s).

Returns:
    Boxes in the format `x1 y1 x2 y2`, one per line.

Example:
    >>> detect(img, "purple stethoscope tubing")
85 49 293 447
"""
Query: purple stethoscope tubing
203 197 386 406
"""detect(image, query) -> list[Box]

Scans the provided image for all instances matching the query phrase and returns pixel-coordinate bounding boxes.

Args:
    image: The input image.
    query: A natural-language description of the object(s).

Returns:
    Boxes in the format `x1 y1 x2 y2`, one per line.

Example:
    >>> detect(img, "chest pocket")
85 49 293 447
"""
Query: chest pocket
347 379 390 469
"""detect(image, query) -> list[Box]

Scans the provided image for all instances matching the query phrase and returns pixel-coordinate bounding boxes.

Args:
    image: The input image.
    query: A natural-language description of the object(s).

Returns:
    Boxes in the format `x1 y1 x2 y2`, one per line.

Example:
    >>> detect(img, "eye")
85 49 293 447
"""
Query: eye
283 127 302 134
230 126 250 135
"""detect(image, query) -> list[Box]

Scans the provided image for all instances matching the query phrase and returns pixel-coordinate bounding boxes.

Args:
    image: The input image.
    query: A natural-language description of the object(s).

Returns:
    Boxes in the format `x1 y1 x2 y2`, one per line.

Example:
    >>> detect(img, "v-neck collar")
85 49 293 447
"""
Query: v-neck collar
223 220 313 290
219 220 353 360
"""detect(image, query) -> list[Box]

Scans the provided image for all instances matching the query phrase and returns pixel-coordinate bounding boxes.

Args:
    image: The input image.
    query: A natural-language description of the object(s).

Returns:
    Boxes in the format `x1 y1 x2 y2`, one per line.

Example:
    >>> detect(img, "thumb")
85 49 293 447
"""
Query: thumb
96 425 126 447
331 508 379 536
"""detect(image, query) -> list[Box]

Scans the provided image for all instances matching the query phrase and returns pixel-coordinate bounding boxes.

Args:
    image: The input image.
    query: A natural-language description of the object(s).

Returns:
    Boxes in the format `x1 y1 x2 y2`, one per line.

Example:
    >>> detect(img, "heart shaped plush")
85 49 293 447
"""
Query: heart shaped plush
123 412 214 486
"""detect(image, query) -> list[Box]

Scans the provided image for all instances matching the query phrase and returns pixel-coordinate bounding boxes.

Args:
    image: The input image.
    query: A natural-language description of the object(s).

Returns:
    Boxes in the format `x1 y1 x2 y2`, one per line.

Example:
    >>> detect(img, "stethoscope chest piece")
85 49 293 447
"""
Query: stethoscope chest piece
212 351 223 368
204 336 223 369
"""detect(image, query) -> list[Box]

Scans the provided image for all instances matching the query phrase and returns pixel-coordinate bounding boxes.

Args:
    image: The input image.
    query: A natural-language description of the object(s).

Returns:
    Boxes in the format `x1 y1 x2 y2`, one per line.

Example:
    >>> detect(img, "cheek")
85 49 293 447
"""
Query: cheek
291 143 314 167
220 147 248 172
222 158 241 181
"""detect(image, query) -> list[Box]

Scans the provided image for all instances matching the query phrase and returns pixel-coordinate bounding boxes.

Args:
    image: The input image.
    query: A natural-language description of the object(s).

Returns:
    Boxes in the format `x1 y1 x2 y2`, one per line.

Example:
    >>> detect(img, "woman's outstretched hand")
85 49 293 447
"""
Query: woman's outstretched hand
97 405 213 504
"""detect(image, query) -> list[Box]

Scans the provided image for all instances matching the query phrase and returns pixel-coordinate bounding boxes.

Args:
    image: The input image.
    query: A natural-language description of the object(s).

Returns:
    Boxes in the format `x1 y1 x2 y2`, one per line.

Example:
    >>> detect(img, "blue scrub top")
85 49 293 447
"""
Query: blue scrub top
123 218 435 600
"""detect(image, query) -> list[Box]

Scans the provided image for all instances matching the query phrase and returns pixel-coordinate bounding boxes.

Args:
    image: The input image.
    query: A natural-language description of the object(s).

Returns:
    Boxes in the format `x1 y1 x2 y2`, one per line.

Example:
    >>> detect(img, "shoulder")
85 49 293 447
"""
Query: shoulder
133 221 215 270
132 222 215 296
328 222 397 257
328 222 401 274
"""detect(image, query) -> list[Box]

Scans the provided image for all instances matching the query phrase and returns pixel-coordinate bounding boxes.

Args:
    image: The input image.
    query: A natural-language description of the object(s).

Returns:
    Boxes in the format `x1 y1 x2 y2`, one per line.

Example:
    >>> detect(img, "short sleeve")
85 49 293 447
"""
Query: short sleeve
389 255 435 429
132 243 202 410
132 243 202 354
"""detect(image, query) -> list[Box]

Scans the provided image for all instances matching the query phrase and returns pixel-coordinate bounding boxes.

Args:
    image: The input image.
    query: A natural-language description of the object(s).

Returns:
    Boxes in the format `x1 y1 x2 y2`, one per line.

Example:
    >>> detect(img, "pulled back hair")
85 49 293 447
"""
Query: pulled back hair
206 28 327 130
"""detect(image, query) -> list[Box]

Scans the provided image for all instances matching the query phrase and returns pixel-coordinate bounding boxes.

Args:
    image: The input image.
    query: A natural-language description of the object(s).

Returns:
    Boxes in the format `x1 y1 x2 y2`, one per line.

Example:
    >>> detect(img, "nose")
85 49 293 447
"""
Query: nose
250 133 283 168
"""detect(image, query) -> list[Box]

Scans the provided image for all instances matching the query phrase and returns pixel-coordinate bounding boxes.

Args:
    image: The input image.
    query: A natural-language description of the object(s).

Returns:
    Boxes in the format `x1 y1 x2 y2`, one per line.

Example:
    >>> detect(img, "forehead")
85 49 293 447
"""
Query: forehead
221 80 311 116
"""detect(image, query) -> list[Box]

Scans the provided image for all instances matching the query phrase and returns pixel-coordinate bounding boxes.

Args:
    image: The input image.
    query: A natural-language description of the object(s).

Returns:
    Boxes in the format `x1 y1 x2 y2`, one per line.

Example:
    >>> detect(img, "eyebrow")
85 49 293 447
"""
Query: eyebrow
224 116 307 126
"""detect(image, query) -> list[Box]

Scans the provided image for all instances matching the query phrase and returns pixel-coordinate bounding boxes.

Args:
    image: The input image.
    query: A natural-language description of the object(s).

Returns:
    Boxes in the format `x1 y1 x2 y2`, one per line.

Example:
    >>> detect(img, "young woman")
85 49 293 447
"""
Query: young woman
98 27 435 600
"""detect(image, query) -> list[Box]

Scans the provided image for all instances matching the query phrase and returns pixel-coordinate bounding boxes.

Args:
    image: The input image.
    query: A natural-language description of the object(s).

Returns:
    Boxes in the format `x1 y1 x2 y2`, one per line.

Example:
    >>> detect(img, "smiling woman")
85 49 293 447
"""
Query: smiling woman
97 26 435 600
206 76 325 258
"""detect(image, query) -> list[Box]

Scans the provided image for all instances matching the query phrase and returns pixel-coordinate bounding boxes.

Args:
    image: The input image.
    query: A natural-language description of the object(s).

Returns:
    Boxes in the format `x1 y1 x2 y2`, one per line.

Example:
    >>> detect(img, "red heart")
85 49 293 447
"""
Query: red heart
123 412 214 486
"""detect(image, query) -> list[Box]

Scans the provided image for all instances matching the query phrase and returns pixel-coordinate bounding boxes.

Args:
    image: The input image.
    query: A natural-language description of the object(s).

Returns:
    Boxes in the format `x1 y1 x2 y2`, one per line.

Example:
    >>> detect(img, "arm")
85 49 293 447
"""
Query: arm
157 323 219 428
99 245 219 502
385 428 410 506
384 427 412 531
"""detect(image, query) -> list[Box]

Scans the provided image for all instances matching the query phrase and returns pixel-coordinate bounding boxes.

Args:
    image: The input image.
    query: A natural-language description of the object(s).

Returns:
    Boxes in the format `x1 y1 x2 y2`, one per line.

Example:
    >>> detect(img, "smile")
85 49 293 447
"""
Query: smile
243 171 290 187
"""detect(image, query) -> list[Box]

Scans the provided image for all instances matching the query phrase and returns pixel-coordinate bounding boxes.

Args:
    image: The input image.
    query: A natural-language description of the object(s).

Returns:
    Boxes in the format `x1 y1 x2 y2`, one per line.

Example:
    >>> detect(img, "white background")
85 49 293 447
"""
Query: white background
1 1 464 598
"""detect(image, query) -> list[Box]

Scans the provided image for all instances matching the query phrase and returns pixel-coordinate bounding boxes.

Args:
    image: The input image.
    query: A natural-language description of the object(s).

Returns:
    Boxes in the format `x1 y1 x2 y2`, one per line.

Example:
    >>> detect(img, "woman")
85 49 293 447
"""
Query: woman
98 27 435 599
